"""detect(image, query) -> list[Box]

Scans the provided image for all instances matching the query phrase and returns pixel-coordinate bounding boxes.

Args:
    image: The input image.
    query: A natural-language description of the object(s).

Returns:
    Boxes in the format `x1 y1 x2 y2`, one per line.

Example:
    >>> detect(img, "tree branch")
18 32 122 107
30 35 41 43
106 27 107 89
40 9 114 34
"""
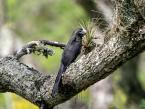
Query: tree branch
15 40 66 59
0 0 145 109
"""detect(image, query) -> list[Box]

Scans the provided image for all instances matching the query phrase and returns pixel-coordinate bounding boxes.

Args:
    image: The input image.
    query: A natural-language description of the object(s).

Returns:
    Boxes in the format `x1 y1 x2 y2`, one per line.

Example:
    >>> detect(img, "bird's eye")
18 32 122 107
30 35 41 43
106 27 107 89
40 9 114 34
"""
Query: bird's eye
78 29 86 36
78 31 83 35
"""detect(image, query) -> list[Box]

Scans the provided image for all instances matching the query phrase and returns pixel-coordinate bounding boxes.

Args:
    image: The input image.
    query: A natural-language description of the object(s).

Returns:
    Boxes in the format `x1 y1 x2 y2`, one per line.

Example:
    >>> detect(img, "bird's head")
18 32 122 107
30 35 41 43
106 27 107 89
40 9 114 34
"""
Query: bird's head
75 27 87 38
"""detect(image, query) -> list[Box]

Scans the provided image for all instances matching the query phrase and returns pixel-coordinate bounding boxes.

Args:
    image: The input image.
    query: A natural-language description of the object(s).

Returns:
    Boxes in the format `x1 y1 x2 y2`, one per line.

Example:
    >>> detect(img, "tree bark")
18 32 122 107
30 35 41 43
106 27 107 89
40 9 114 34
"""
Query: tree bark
76 0 114 109
119 0 145 104
0 0 145 108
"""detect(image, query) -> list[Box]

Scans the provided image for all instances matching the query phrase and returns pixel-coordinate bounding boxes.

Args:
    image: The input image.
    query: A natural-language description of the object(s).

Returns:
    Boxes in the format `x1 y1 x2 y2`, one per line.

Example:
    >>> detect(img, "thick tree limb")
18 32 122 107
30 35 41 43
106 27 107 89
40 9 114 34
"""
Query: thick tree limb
0 0 145 108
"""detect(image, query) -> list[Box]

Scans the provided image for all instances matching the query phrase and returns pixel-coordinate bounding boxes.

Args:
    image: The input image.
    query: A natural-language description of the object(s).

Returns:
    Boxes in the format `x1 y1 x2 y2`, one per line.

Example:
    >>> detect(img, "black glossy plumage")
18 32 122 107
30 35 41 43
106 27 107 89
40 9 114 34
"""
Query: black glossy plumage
51 28 86 97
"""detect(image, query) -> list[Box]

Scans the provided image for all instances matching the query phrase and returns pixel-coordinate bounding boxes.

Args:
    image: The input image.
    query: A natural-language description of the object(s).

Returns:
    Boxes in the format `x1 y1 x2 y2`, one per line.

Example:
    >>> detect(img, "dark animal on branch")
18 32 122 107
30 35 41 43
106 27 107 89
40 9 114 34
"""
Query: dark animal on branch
51 27 87 97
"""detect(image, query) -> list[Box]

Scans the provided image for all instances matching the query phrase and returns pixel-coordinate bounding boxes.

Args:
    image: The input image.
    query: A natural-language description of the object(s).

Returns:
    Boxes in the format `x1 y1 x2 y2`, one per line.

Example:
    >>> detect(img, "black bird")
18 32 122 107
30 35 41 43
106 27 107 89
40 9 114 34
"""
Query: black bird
51 28 86 97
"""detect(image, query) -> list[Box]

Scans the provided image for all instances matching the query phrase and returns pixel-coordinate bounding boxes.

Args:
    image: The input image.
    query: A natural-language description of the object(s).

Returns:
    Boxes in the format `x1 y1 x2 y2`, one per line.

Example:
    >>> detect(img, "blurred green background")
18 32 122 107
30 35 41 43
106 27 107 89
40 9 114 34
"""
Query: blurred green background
6 0 87 72
0 0 87 109
0 0 145 109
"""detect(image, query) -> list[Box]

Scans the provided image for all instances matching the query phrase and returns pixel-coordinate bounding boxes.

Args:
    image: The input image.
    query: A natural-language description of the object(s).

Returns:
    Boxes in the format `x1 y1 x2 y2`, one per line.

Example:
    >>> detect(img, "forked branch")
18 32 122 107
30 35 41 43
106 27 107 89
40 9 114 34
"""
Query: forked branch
0 0 145 109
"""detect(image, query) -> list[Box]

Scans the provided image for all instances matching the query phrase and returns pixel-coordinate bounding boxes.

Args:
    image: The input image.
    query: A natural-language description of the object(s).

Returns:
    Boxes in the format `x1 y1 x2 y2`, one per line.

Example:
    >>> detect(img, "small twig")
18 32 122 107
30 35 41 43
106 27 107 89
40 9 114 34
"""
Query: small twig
39 40 66 49
15 40 66 59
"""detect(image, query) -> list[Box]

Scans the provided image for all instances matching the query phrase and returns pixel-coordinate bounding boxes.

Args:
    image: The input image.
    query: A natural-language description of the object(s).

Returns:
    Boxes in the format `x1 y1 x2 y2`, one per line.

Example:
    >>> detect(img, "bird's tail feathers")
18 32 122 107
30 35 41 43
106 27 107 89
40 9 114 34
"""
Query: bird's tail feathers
51 64 66 97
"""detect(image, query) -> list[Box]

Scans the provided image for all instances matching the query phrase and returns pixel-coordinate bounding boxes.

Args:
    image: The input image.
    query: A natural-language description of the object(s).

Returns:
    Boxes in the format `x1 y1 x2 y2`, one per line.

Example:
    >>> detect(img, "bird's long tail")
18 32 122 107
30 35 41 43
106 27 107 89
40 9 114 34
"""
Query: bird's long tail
51 64 66 97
